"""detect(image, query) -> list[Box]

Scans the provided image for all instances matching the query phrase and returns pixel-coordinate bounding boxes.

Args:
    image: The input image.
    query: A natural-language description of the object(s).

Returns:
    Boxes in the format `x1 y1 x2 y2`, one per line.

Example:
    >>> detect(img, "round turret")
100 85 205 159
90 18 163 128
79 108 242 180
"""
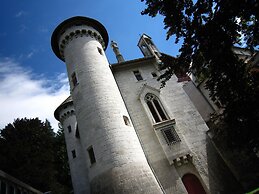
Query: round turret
52 16 163 194
54 96 90 194
51 16 108 61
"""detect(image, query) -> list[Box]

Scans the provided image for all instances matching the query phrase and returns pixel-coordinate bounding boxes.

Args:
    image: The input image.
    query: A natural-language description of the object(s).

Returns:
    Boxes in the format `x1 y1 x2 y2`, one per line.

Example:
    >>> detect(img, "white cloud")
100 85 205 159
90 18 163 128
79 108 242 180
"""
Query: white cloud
27 52 34 59
15 11 27 18
0 58 69 131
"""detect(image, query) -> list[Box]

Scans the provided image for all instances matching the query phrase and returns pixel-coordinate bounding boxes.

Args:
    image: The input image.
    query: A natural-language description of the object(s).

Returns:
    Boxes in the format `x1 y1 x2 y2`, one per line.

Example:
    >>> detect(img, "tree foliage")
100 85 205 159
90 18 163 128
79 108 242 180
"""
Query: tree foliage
141 0 259 150
0 118 72 193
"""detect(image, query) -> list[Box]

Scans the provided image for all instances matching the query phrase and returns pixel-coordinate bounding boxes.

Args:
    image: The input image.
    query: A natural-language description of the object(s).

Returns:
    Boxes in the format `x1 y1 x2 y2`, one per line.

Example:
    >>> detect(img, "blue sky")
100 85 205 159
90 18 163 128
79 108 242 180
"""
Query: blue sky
0 0 180 130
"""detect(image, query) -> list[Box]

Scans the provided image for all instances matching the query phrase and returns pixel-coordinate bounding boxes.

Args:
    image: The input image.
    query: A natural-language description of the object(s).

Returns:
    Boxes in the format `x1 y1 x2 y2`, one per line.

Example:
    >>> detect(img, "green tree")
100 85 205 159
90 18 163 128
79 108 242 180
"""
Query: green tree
0 118 72 193
141 0 259 189
53 128 72 194
141 0 259 150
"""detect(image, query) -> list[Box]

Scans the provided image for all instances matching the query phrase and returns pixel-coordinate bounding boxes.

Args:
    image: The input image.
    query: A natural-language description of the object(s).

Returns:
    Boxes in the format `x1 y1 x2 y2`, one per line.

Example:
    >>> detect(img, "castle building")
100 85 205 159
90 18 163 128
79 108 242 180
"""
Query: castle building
52 16 241 194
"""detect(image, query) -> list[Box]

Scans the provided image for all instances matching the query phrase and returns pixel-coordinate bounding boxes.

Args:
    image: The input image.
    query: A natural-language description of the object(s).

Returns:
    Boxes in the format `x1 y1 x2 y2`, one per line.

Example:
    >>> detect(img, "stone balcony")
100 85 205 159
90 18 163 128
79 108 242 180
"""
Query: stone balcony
153 119 192 166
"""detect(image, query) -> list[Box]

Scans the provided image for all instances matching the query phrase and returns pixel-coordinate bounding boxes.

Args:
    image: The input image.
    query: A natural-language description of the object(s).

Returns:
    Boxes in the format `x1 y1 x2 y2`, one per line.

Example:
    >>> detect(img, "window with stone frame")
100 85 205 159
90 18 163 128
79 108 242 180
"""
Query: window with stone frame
97 47 103 55
67 125 72 133
151 72 158 78
123 115 131 126
87 146 96 165
145 93 168 123
161 126 181 145
72 150 76 159
133 70 143 81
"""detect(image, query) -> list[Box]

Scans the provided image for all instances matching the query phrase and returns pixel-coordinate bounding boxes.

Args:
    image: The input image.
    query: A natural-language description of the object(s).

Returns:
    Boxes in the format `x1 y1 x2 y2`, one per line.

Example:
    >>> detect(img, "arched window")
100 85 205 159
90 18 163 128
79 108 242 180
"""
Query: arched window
182 174 207 194
145 93 168 123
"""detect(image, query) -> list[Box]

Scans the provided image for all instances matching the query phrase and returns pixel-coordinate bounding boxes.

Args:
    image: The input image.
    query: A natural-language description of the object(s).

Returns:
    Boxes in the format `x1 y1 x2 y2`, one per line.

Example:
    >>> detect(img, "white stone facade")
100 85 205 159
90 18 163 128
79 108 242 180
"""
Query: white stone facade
52 16 241 194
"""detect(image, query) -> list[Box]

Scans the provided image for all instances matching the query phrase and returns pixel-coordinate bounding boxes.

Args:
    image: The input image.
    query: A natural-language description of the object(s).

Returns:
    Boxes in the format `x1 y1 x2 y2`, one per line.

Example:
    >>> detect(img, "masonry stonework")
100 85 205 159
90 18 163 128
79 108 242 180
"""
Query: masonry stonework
52 16 240 194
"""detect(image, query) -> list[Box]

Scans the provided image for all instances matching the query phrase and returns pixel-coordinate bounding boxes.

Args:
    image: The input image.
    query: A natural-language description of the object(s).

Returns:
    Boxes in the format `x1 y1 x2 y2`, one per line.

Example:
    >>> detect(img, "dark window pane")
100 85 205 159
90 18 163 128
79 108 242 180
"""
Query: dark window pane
75 125 80 138
151 72 157 77
153 99 167 121
68 125 72 133
88 146 96 164
123 115 131 126
133 70 143 81
72 150 76 158
147 101 160 123
97 47 103 55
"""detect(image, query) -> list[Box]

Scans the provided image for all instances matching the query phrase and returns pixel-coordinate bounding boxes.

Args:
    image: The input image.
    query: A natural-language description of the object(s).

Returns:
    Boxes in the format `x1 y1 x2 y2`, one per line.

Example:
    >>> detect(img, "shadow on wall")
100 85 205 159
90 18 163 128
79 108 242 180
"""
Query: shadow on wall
206 135 244 194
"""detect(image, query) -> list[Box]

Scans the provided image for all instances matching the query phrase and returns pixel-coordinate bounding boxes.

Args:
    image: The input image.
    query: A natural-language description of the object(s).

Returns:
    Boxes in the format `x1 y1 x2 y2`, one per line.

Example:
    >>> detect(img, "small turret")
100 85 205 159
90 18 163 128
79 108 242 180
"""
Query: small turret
111 40 125 63
138 34 161 59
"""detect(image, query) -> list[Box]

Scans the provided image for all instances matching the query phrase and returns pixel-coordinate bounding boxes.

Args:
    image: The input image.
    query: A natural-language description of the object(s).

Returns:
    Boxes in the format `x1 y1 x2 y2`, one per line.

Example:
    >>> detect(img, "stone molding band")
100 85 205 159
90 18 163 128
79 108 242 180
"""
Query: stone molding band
60 109 75 123
59 28 106 60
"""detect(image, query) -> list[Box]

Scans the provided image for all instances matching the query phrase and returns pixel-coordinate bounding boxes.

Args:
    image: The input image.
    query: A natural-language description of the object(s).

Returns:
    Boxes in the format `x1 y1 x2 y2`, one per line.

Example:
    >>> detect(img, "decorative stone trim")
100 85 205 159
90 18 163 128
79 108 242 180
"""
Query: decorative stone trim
173 154 193 167
58 28 105 60
60 109 75 123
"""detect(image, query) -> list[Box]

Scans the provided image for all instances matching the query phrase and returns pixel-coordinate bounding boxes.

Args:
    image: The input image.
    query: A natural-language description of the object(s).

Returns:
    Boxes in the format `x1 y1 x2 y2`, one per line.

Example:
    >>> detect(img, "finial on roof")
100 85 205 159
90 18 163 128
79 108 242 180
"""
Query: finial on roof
111 40 125 63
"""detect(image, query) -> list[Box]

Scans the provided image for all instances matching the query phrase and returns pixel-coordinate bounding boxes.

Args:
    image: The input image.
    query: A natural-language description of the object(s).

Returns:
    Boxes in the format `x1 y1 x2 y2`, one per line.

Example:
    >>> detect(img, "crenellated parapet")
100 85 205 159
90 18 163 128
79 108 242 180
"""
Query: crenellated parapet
58 27 106 60
51 16 108 62
59 109 75 123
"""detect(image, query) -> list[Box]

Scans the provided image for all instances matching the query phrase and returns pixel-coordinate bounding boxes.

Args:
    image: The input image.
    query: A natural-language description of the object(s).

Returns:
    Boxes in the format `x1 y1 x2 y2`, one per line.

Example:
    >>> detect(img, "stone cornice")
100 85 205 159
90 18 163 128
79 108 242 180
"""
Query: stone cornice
59 28 106 60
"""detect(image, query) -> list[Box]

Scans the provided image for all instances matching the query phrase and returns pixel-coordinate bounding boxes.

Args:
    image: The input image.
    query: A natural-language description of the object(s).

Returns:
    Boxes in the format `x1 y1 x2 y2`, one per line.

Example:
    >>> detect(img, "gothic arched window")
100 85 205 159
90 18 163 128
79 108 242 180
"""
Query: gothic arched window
145 93 168 123
182 173 207 194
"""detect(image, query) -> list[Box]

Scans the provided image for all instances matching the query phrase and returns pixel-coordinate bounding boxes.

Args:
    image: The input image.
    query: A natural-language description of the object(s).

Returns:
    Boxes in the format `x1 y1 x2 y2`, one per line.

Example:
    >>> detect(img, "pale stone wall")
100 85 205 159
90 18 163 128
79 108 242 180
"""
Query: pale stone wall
59 104 90 194
183 81 215 121
57 21 163 194
112 58 212 193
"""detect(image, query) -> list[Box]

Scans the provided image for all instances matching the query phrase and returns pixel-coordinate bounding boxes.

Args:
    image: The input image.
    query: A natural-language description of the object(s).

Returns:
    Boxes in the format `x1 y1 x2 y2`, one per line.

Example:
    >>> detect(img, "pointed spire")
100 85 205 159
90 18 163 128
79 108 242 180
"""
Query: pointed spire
111 40 125 63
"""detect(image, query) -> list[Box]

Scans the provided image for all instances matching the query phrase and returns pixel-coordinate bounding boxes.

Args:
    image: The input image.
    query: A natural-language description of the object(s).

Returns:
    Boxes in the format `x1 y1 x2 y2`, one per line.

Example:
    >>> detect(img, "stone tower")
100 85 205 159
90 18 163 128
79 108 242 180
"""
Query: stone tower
137 34 161 59
51 16 163 194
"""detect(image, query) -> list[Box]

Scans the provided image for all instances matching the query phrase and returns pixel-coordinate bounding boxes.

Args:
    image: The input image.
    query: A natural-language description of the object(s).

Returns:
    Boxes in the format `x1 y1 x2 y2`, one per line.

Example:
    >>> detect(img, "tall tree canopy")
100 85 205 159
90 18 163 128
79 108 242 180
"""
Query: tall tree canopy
141 0 259 150
0 118 72 193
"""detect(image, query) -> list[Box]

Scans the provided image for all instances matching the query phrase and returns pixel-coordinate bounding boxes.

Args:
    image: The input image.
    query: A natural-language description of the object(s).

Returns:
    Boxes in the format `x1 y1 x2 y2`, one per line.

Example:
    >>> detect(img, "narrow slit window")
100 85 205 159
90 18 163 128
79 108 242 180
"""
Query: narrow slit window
133 70 143 81
123 115 131 126
67 125 72 133
75 124 80 138
97 47 103 55
88 146 96 164
72 150 76 158
145 93 169 123
71 72 78 87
